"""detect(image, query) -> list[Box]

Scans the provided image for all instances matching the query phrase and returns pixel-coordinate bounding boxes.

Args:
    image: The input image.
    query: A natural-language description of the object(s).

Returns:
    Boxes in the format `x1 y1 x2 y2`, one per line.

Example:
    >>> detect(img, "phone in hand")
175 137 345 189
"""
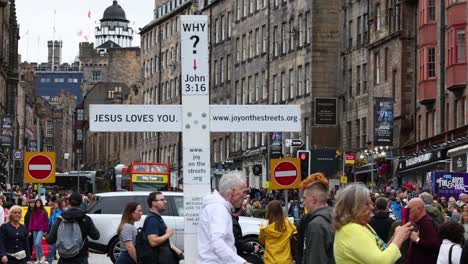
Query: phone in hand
401 207 410 225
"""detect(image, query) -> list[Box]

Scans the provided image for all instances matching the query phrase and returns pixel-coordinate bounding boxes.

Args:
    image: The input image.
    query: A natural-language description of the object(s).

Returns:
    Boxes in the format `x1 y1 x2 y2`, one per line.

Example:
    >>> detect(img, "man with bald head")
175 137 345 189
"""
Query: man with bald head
407 198 441 264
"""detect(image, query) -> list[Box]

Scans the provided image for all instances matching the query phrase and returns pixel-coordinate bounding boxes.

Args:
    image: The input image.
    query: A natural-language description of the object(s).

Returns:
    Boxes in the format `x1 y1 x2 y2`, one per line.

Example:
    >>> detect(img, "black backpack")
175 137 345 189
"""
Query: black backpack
135 213 159 264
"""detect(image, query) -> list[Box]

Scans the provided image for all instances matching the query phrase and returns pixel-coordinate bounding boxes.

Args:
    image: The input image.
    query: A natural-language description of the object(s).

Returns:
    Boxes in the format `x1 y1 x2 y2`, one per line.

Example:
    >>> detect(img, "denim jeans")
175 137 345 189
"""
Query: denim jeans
47 243 56 263
116 251 136 264
33 231 44 259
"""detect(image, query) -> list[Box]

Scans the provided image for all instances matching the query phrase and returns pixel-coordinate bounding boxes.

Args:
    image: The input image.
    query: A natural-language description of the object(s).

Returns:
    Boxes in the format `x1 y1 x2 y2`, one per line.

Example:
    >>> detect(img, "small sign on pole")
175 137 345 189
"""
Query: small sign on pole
13 149 24 160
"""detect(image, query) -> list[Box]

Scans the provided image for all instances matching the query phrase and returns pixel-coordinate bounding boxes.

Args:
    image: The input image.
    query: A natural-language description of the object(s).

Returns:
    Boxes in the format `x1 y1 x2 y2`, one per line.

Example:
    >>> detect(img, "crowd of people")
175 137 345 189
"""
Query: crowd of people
197 171 468 264
0 186 99 264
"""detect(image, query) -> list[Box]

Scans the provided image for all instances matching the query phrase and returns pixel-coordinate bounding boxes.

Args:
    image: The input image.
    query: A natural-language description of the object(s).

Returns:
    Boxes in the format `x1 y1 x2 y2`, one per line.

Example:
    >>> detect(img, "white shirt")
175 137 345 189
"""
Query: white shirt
0 205 4 226
197 190 245 264
437 239 462 264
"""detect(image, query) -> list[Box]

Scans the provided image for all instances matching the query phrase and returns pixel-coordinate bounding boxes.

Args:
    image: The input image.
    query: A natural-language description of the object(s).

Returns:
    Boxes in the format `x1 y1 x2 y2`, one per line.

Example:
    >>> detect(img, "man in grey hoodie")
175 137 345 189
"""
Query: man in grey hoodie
301 180 335 264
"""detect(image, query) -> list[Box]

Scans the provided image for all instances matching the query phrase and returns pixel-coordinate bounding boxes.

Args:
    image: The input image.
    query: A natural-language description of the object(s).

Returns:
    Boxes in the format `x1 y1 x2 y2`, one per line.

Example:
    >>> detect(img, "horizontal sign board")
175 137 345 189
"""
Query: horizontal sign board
89 105 182 132
90 104 301 132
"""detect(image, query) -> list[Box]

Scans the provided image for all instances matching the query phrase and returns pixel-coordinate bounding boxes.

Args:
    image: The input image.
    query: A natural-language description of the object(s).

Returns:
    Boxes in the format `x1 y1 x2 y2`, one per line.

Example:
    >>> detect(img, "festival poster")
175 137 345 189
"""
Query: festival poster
431 172 468 199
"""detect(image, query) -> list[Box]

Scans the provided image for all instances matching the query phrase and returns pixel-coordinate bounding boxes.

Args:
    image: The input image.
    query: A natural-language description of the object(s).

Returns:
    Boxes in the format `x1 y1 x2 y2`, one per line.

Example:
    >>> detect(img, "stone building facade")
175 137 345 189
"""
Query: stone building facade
140 0 340 188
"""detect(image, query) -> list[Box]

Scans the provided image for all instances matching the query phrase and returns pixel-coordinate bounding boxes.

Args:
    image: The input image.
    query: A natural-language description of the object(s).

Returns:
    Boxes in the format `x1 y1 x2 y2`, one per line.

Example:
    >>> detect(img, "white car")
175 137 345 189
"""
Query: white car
87 191 264 263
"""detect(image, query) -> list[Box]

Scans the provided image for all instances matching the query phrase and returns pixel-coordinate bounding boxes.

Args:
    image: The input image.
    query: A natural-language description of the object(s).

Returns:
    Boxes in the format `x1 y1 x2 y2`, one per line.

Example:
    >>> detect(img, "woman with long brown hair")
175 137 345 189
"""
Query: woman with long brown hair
115 201 143 264
259 200 296 264
28 199 48 264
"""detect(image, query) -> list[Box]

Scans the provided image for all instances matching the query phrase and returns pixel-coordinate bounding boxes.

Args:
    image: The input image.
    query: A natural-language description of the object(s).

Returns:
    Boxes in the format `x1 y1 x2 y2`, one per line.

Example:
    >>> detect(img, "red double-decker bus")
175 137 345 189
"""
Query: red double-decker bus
115 162 171 191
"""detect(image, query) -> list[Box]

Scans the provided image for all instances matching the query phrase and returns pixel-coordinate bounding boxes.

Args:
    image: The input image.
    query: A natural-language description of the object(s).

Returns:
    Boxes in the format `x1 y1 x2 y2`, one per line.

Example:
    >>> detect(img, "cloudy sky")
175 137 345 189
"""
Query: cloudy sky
17 0 154 64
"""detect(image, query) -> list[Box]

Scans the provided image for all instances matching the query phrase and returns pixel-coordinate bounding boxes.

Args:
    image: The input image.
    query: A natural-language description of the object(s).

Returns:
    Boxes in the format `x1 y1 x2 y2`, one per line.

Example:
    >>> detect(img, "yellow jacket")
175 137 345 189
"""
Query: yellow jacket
259 218 296 264
334 223 401 264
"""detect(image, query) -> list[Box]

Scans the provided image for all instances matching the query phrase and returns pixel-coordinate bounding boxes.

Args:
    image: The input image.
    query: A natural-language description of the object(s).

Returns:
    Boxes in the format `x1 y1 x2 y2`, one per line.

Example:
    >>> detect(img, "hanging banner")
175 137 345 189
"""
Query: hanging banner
374 97 394 146
1 116 13 147
270 132 283 158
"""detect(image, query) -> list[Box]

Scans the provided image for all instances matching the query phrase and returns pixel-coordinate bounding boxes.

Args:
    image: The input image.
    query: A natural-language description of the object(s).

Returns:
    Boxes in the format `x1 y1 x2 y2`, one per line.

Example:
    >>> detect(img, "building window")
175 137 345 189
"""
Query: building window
273 26 278 57
375 4 381 31
273 74 278 103
427 0 435 21
363 13 368 43
297 65 303 96
348 20 353 49
428 47 436 78
282 22 287 54
236 38 241 63
305 63 311 94
227 11 232 38
356 119 361 149
289 68 295 99
77 109 84 121
356 65 361 95
226 54 231 81
357 16 361 46
448 28 466 65
242 34 247 60
361 117 367 148
280 72 286 101
348 68 353 97
262 25 267 53
385 47 389 81
374 52 381 84
299 14 304 46
255 28 260 56
46 145 53 152
289 19 295 50
46 120 54 137
347 121 352 149
77 129 83 141
92 71 101 81
305 11 311 44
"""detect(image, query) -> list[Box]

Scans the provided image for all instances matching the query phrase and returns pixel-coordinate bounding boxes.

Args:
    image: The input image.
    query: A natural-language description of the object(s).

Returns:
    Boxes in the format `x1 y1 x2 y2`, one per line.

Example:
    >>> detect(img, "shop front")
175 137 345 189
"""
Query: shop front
397 149 449 188
447 144 468 173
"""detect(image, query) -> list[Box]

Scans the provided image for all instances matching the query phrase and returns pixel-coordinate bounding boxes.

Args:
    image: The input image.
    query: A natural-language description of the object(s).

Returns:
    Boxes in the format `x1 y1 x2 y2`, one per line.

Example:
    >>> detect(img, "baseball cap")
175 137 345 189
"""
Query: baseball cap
69 192 82 206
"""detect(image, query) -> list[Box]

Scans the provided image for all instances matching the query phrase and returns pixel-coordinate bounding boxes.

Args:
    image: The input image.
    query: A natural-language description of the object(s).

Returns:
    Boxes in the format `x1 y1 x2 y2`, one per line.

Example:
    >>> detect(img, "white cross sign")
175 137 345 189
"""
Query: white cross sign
89 15 302 262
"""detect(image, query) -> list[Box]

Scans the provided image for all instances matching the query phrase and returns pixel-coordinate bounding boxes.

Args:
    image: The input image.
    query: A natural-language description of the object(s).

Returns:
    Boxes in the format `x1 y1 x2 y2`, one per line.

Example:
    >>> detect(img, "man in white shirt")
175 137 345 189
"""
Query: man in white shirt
198 171 251 264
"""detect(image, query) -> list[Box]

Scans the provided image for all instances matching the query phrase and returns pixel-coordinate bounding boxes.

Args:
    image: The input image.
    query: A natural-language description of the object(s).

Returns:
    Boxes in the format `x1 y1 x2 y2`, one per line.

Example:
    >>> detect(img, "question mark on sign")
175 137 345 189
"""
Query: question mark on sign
190 35 200 54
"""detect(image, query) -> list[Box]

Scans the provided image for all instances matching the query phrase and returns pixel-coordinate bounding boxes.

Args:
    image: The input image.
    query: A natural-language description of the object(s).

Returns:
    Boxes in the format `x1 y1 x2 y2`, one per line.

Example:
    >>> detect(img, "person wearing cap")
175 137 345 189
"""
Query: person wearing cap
46 192 99 264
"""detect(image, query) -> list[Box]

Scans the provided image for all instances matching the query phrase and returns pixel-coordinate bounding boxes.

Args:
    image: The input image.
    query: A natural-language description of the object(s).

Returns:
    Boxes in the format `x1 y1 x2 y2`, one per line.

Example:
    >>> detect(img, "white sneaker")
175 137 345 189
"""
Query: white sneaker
39 256 46 264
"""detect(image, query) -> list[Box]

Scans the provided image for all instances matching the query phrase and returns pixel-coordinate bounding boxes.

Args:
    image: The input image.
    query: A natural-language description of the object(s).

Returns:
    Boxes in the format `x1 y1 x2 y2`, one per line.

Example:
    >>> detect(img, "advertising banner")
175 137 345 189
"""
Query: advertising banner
430 172 468 199
345 153 355 165
315 97 337 125
374 97 394 146
271 132 283 158
1 116 13 147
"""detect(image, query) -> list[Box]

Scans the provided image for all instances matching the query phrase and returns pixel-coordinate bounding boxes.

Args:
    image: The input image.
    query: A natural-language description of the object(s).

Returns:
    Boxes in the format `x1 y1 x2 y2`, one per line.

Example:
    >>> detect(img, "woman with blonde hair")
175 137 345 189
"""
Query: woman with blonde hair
0 206 33 264
259 200 296 264
251 201 266 218
333 183 413 264
115 201 143 264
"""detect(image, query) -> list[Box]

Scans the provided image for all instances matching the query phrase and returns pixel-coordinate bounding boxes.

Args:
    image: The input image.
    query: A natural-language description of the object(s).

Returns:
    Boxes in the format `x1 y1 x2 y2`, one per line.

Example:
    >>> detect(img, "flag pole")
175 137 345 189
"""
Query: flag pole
51 9 56 71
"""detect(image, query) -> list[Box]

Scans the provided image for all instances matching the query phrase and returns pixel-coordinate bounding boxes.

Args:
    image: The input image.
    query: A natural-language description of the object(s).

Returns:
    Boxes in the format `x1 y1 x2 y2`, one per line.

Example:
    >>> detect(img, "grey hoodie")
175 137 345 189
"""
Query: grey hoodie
303 206 335 264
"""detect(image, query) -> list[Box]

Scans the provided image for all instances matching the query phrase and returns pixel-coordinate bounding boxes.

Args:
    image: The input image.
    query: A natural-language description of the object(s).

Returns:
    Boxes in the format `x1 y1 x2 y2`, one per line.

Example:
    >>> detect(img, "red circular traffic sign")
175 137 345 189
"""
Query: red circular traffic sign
27 154 53 180
273 161 298 186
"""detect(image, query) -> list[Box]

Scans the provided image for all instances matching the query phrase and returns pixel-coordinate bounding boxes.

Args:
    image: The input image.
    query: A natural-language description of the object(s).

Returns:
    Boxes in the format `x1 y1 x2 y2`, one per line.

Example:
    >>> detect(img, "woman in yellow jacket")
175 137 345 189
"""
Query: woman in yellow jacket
333 183 414 264
259 200 296 264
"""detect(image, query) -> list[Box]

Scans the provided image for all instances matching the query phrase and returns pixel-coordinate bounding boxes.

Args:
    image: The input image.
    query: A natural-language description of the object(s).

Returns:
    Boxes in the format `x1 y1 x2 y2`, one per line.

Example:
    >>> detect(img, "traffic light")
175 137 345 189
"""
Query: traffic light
296 150 311 180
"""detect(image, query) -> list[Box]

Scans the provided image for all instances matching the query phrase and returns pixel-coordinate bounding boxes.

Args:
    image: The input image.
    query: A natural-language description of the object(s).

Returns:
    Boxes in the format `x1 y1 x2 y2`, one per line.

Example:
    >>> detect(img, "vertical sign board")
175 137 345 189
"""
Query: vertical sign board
374 97 394 146
315 97 337 125
181 15 210 261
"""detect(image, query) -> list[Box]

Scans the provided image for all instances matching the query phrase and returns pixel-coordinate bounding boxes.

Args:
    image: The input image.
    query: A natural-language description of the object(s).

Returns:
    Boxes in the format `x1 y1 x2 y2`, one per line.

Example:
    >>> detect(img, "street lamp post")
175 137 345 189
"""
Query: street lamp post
360 146 389 189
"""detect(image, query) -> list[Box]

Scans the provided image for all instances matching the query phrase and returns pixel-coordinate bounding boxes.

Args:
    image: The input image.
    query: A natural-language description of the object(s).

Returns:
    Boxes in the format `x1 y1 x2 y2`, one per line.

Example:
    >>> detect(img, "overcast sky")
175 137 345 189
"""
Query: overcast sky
17 0 154 64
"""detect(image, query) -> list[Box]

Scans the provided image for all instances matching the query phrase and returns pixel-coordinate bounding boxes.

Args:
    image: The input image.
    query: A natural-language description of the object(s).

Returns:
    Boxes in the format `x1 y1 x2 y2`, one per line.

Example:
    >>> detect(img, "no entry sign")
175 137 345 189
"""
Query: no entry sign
24 152 56 183
270 158 301 190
